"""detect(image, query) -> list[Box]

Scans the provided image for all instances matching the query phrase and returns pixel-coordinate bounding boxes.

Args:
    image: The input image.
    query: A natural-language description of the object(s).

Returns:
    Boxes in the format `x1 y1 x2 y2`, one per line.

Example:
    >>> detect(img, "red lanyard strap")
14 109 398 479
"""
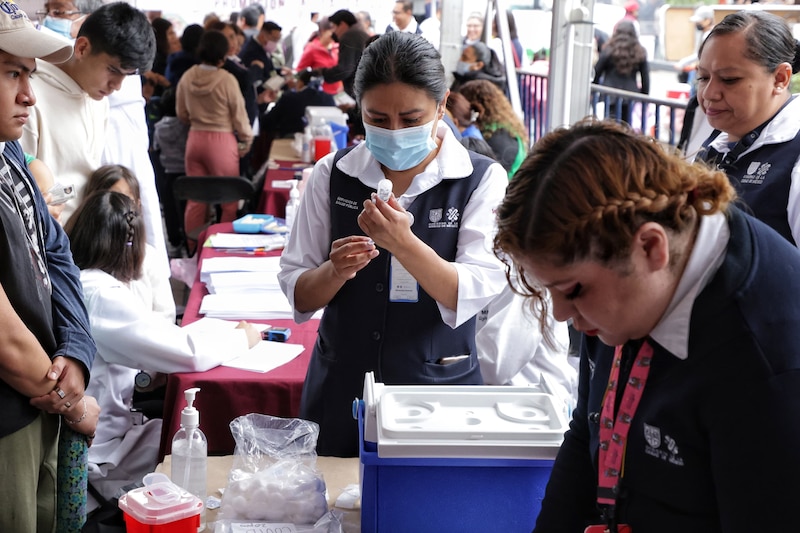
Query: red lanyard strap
597 340 653 506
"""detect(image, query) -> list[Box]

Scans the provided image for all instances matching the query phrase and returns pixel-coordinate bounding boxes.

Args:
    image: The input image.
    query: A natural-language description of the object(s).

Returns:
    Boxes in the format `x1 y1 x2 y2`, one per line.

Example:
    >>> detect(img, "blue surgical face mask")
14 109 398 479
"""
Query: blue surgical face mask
456 61 474 75
43 15 73 38
364 118 439 171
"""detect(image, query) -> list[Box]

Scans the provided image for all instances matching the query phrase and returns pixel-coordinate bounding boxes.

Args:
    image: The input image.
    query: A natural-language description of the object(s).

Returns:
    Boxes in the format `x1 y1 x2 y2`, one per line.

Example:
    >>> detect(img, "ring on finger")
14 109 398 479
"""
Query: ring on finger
65 401 71 408
55 388 66 399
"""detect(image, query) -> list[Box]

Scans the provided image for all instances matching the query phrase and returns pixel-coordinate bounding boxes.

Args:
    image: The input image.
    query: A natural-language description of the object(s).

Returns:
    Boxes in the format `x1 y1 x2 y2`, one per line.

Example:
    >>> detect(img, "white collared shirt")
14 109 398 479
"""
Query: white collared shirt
278 124 509 327
704 96 800 246
649 212 730 359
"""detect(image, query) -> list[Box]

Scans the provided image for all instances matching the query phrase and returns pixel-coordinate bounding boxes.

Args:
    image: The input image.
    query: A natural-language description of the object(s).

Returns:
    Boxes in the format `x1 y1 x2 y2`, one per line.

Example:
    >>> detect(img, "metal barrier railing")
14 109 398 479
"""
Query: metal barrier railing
517 70 689 147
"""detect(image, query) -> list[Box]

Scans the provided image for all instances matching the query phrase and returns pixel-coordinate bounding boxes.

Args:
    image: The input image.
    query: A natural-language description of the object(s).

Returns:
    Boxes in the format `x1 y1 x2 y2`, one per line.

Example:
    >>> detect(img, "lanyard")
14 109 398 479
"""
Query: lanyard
700 95 795 171
597 340 654 512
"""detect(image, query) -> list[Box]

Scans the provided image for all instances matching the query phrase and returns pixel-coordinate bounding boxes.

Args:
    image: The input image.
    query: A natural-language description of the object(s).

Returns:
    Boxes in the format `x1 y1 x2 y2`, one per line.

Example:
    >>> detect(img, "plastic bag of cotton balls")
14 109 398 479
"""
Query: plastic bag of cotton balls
222 459 329 524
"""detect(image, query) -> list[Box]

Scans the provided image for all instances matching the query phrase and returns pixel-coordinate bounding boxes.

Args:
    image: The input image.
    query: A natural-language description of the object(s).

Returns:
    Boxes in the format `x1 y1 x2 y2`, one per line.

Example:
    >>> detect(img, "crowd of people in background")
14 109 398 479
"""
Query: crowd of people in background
2 4 547 530
16 1 800 532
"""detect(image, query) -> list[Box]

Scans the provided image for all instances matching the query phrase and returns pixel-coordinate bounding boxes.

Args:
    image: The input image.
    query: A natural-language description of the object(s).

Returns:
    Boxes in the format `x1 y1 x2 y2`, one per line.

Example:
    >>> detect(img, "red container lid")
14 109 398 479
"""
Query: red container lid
118 473 203 525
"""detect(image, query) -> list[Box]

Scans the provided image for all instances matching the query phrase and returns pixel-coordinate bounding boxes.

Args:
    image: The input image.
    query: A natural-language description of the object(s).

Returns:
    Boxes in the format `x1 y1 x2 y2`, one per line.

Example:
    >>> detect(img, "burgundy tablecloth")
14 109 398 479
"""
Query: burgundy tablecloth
159 223 319 459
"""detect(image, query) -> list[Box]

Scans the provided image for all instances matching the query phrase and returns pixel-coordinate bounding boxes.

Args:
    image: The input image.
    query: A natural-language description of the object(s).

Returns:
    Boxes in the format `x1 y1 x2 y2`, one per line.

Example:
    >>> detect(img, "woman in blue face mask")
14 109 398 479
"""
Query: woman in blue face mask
450 41 506 93
40 1 92 39
278 31 510 458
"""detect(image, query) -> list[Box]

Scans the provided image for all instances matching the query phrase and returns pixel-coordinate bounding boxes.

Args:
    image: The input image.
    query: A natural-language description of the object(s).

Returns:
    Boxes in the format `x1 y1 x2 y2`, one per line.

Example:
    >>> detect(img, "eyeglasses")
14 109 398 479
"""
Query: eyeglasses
392 10 404 15
36 9 83 18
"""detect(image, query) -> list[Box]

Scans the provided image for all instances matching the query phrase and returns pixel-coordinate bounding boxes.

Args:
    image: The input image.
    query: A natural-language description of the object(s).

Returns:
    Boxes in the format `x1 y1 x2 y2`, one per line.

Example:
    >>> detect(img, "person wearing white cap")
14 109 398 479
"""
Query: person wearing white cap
0 2 99 531
676 5 715 91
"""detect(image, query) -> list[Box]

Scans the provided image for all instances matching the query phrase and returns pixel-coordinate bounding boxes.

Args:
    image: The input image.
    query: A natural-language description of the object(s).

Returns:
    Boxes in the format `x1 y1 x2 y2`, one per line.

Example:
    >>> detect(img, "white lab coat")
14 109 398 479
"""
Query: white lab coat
476 284 578 409
82 268 251 504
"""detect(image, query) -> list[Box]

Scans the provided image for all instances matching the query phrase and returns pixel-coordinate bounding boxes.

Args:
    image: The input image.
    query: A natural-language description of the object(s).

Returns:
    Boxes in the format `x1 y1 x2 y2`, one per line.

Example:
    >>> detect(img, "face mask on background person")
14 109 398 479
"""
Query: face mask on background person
264 40 278 54
43 15 73 38
456 61 475 75
364 118 439 171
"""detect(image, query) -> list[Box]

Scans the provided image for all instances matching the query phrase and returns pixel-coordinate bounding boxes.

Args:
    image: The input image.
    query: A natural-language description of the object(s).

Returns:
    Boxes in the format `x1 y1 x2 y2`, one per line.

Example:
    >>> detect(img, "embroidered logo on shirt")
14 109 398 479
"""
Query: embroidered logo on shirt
740 162 771 185
643 423 685 466
0 2 22 18
428 207 460 229
335 196 361 210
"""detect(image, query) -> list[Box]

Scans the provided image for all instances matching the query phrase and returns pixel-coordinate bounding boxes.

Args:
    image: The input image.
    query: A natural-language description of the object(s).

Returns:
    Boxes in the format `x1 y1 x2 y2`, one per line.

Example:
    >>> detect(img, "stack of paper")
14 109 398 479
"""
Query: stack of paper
199 256 281 284
200 293 295 319
205 271 280 294
206 232 285 250
199 256 293 319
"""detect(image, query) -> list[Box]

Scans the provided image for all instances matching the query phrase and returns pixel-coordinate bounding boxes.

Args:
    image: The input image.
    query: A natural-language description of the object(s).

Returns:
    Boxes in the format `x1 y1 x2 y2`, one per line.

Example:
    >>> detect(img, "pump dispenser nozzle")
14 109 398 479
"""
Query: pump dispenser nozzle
181 387 201 428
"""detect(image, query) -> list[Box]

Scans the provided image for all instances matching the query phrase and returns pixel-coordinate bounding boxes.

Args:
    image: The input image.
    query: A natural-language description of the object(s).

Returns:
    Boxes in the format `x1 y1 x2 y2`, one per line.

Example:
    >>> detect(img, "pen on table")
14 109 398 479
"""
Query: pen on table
223 249 268 256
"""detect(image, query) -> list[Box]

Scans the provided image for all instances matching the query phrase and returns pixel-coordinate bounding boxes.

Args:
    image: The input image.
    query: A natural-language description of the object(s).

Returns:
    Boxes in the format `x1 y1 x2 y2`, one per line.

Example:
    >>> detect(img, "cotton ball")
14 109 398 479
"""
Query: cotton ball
245 504 265 521
267 491 286 510
261 503 285 522
230 477 254 496
224 481 241 499
229 495 248 515
251 486 271 508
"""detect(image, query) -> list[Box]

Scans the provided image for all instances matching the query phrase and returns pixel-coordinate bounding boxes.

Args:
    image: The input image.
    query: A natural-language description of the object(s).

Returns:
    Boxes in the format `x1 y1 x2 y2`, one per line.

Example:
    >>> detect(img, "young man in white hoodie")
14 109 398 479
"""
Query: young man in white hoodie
21 2 155 224
22 2 174 324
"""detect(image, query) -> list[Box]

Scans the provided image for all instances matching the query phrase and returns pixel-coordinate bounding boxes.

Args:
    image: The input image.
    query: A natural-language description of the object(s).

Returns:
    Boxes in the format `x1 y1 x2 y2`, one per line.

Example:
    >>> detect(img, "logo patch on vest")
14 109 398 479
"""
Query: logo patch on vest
740 162 771 185
334 196 361 210
427 207 460 229
643 423 685 466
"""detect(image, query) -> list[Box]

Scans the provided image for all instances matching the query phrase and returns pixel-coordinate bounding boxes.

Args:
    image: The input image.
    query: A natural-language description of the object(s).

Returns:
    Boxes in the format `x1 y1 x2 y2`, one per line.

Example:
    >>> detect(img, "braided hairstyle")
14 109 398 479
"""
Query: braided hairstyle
65 191 145 283
493 119 735 331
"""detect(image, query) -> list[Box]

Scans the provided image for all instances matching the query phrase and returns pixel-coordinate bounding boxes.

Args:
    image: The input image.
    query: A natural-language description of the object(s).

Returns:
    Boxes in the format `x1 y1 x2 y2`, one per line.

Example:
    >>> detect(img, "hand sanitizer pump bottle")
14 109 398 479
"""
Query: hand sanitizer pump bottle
285 180 300 238
171 387 208 531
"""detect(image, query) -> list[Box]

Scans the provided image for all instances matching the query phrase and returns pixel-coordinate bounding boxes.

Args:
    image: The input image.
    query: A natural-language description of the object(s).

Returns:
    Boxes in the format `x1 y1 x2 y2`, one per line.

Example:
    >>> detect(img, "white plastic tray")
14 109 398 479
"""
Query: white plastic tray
374 388 567 460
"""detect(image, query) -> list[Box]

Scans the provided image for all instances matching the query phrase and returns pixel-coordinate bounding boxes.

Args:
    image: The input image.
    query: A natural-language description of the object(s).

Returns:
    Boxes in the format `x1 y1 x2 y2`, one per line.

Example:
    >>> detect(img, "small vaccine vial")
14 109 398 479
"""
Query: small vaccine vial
376 179 392 202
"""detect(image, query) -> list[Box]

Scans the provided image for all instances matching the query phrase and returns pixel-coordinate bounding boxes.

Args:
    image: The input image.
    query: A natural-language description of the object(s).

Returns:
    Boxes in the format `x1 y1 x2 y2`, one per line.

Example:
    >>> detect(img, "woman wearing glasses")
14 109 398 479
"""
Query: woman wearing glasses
38 1 99 39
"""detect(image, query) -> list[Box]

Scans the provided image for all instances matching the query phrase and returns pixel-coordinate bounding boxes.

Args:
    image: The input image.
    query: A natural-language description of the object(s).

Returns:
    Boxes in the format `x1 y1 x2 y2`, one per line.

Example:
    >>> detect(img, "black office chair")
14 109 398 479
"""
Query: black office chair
172 175 256 251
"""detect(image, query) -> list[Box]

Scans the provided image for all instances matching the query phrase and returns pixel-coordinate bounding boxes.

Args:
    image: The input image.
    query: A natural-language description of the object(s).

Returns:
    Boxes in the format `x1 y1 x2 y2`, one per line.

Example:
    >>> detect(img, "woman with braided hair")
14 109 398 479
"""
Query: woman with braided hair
83 164 177 325
494 119 800 531
65 190 261 508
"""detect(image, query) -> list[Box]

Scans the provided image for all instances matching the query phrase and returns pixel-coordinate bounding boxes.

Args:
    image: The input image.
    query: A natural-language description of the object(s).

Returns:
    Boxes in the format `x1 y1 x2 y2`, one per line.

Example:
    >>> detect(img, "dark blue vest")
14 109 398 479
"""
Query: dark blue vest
300 147 494 456
702 129 800 245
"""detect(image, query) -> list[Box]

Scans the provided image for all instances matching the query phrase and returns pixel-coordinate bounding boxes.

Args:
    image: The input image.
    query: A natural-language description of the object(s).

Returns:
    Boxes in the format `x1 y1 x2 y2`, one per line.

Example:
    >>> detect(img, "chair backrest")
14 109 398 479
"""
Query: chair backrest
172 176 255 205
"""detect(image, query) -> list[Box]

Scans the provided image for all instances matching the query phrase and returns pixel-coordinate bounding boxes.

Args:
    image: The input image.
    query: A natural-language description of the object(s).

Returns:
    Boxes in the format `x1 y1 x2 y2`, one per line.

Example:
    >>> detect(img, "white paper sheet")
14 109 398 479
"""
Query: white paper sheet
222 340 305 373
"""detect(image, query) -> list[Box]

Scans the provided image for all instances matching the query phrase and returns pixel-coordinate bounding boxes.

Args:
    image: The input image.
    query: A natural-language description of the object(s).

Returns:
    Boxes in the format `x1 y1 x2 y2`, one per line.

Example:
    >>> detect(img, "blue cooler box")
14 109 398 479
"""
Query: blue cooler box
356 379 565 533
